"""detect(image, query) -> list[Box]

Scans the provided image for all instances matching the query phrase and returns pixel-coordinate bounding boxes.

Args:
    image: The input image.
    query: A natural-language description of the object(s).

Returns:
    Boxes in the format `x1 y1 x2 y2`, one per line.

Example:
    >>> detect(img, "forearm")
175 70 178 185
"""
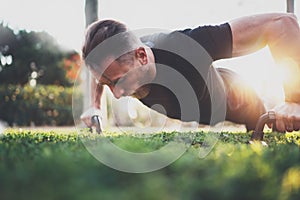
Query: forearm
80 78 104 127
91 78 104 109
284 73 300 103
264 14 300 103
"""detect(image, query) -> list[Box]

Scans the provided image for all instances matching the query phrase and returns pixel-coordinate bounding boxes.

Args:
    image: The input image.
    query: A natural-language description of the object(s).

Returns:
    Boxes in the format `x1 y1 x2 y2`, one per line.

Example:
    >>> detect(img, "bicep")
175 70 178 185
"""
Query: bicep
228 14 272 57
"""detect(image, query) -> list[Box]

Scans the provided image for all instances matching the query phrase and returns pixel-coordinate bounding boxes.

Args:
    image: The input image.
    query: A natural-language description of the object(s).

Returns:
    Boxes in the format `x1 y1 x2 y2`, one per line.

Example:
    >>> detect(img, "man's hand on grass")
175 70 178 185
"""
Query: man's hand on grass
269 102 300 132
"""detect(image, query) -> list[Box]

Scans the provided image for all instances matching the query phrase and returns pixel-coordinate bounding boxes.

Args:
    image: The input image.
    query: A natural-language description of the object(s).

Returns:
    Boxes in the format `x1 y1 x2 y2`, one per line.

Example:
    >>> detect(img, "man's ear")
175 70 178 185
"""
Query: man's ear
135 47 148 65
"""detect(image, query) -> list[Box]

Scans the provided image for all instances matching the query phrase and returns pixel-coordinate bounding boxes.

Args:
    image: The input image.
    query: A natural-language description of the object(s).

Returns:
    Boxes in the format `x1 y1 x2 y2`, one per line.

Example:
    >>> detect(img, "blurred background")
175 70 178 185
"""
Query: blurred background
0 0 298 130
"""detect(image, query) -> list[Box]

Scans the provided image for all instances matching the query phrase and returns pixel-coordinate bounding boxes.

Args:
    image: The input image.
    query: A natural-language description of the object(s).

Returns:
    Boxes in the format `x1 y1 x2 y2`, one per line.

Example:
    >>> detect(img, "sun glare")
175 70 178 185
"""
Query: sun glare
277 58 300 83
241 61 292 110
216 46 297 110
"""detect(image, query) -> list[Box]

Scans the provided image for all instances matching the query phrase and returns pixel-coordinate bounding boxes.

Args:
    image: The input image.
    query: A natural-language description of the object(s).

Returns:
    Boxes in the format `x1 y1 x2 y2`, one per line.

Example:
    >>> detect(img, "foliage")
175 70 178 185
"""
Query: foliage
0 22 80 86
0 84 82 126
0 129 299 200
63 53 81 82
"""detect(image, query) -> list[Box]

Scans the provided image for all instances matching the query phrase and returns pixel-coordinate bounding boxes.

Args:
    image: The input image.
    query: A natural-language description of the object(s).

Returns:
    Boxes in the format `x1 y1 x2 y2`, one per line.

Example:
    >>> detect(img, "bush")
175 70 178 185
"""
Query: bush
0 84 82 126
0 130 299 200
0 23 78 86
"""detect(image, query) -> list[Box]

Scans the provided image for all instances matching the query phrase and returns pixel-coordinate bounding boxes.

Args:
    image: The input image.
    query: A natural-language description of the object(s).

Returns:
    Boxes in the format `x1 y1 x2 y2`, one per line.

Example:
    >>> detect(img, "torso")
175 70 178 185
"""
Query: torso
137 23 233 124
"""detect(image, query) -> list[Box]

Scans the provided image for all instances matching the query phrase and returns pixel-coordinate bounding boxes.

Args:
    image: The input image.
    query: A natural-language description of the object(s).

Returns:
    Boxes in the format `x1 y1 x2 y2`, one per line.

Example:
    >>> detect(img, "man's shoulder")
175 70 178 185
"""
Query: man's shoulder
140 32 170 48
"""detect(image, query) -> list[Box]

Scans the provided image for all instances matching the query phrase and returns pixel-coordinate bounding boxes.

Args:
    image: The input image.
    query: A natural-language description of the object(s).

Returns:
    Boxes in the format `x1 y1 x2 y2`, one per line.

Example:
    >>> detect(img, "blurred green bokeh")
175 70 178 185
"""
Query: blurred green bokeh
0 85 82 126
0 130 299 200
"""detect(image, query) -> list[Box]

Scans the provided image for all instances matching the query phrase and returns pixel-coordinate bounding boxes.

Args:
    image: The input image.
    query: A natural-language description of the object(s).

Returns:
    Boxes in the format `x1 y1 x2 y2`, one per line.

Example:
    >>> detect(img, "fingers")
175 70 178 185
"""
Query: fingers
293 116 300 131
275 114 300 133
284 116 294 132
275 114 286 133
80 107 102 127
272 103 300 133
80 113 93 127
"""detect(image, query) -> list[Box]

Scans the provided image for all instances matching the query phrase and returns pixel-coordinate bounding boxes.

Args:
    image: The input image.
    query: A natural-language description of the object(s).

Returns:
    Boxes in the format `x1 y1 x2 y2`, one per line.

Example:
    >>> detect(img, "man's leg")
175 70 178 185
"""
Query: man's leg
217 68 266 131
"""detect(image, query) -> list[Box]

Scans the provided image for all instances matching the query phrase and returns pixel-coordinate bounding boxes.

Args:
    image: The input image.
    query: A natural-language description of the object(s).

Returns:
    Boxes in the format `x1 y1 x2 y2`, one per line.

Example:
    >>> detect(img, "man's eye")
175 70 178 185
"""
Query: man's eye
113 76 125 86
112 78 120 86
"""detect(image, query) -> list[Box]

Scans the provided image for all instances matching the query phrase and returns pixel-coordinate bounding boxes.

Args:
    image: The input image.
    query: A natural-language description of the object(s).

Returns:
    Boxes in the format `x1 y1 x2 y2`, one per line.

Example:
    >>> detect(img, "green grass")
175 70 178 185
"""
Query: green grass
0 129 299 200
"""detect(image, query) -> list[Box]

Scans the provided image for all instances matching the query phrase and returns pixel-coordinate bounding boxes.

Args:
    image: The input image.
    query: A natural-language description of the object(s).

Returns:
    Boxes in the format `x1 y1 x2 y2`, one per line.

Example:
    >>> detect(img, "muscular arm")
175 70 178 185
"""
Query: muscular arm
229 13 300 132
229 13 300 99
80 77 104 127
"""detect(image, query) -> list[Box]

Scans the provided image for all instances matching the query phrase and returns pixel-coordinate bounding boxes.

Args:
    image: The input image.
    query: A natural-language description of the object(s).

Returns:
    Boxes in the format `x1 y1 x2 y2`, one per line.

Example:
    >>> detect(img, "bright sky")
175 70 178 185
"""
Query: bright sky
0 0 296 51
0 0 299 105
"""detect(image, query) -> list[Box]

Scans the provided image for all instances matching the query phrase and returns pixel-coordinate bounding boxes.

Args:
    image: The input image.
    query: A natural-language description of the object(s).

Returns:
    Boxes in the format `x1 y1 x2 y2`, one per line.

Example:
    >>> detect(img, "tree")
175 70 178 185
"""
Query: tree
0 23 77 86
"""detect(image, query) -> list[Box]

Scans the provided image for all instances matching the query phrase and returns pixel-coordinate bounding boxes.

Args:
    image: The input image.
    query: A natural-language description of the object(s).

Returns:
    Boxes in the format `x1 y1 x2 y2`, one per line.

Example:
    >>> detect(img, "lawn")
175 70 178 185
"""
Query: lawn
0 128 299 200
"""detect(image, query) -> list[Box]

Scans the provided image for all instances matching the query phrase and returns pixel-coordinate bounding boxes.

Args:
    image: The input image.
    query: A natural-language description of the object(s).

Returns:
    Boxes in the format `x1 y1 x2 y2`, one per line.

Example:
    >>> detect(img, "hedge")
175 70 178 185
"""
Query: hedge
0 129 299 200
0 84 82 126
